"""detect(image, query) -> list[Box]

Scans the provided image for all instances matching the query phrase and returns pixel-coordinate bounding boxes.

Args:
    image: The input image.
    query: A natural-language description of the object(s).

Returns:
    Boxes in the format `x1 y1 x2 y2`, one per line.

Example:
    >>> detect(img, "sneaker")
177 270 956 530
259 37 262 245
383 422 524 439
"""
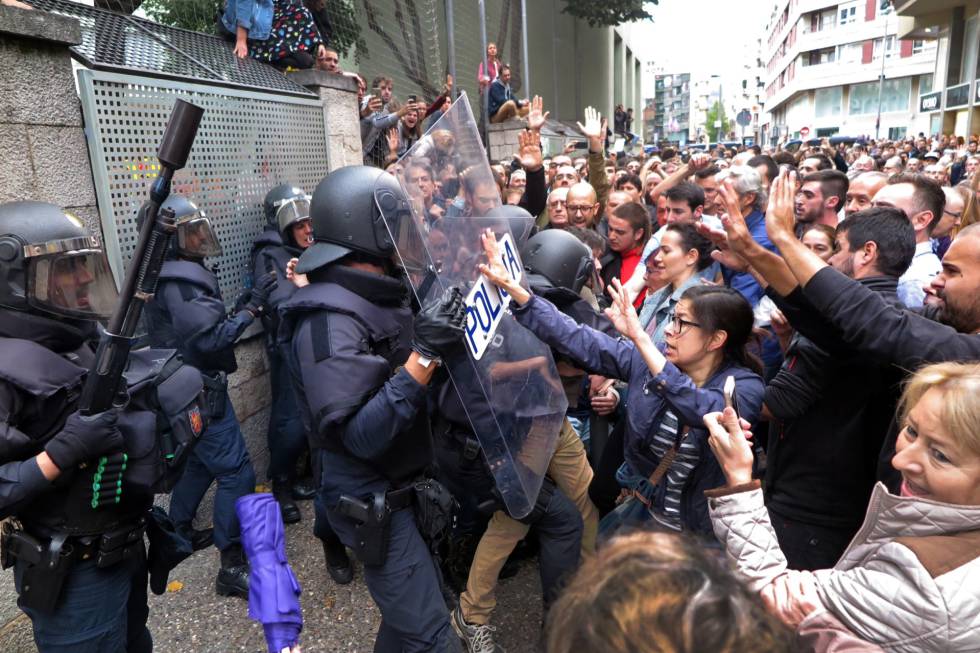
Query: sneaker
451 605 505 653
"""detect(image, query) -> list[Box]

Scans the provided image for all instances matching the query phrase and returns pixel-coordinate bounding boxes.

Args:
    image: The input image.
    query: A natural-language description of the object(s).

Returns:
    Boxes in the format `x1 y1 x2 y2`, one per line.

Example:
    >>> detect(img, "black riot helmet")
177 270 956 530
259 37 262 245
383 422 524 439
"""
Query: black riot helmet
0 201 119 320
263 184 311 235
296 166 410 274
160 194 223 260
488 204 537 247
520 228 595 295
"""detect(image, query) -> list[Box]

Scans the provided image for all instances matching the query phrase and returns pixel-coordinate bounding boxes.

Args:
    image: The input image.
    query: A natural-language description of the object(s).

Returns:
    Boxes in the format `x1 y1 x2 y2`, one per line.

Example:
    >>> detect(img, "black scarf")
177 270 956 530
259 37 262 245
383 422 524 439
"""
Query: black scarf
0 310 97 352
319 264 410 308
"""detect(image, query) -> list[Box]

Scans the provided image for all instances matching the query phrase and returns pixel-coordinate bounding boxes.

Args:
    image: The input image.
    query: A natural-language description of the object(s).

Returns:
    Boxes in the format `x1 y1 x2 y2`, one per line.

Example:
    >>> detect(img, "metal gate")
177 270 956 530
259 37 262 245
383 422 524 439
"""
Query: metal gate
78 69 328 304
25 0 332 305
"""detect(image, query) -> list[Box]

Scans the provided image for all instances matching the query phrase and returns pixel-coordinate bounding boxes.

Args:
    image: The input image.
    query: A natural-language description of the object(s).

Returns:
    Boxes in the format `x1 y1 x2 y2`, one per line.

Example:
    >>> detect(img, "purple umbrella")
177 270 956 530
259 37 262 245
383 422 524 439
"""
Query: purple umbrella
236 493 302 653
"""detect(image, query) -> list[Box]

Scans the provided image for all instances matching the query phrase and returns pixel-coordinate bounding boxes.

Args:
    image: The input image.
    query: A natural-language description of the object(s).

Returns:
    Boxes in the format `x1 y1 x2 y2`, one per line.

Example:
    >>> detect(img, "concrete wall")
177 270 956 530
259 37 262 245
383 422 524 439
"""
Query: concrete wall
0 6 99 236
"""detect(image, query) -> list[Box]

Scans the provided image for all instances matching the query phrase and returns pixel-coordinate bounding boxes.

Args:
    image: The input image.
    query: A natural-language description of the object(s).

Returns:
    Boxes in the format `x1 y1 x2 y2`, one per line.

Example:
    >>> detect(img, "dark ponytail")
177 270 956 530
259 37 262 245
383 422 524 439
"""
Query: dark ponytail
681 285 762 375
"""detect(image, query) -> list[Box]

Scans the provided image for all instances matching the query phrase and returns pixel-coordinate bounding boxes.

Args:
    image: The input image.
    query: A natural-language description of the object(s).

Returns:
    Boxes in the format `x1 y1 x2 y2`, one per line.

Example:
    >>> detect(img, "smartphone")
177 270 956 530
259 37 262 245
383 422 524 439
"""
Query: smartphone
408 94 418 104
723 375 740 419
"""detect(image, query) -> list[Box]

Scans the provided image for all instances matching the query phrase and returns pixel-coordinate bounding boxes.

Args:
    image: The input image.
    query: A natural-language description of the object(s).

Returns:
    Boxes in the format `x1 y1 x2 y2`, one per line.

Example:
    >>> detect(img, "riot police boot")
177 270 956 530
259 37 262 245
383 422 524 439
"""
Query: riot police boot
272 475 301 524
216 545 250 599
322 537 353 585
176 523 214 551
291 478 317 501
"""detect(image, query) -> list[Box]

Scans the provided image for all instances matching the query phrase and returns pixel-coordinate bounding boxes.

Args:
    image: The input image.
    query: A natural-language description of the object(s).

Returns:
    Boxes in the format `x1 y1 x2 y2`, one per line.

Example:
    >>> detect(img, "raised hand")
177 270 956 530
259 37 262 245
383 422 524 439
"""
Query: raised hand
703 407 755 487
478 229 531 304
765 168 797 243
518 128 543 172
386 127 400 155
688 152 711 172
526 95 549 131
603 278 644 342
717 180 757 256
576 106 603 140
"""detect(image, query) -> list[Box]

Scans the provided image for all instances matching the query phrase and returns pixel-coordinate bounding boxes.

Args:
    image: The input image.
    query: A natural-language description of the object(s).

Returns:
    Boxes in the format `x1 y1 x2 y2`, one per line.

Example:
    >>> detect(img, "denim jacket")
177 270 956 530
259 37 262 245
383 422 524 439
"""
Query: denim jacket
513 295 765 534
221 0 274 42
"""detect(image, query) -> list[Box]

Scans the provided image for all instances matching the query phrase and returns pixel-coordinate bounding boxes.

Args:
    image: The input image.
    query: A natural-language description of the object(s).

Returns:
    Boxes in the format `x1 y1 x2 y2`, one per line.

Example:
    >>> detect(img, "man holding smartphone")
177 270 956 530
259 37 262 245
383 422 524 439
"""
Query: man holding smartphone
360 76 420 167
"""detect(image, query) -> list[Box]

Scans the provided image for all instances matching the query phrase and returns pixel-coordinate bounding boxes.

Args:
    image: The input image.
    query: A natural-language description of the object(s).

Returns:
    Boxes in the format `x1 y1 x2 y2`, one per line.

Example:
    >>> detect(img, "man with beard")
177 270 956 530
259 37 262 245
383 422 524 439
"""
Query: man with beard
761 208 913 570
565 182 600 229
794 170 847 236
721 169 980 493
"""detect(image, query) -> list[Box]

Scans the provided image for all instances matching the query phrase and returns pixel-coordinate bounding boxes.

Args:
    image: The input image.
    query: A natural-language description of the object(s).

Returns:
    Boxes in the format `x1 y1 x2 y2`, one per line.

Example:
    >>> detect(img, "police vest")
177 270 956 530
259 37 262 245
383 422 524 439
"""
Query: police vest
146 260 238 374
280 282 433 484
0 337 206 536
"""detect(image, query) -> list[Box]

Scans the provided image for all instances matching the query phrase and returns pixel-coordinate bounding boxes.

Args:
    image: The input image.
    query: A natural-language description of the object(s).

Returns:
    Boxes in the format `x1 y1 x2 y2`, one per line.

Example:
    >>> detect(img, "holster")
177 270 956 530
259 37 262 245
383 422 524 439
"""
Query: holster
336 492 392 568
201 372 228 419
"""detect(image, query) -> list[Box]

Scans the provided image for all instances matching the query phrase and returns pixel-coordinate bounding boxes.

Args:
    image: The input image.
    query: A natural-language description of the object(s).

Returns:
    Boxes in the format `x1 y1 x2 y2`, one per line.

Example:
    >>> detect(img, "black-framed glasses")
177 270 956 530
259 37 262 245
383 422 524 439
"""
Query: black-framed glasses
667 315 702 336
944 209 963 220
566 204 594 214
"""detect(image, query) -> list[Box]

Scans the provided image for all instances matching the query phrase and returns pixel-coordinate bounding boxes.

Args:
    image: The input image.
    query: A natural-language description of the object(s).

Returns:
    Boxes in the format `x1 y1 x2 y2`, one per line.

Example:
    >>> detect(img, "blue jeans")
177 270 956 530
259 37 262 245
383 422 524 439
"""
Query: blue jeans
266 348 308 479
170 392 256 551
15 543 151 653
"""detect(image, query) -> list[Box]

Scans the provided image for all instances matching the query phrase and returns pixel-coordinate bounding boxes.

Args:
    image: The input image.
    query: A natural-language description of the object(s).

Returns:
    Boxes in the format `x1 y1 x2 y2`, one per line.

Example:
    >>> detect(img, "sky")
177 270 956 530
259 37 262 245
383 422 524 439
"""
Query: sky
637 0 773 101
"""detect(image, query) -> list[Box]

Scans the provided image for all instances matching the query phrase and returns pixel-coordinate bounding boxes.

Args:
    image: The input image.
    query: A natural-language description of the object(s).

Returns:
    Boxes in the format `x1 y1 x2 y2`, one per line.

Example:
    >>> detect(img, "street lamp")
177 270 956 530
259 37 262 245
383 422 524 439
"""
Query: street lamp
875 0 893 140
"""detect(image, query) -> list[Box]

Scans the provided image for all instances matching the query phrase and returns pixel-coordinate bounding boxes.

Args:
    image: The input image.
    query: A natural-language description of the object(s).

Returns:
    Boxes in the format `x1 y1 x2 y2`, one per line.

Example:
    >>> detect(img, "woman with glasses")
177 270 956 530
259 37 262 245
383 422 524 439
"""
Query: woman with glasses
479 231 764 540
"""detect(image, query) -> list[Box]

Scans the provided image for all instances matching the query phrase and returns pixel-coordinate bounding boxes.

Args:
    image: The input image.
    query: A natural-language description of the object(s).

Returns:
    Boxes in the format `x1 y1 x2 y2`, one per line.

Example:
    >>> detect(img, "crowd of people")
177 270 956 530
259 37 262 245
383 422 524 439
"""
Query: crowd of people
3 2 980 650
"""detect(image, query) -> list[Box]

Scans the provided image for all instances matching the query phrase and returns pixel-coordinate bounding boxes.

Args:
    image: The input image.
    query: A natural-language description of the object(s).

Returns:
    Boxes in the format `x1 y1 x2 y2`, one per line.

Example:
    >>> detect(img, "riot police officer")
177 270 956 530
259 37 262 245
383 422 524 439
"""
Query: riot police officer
143 194 262 599
0 201 200 651
250 184 312 523
250 184 353 583
279 166 465 652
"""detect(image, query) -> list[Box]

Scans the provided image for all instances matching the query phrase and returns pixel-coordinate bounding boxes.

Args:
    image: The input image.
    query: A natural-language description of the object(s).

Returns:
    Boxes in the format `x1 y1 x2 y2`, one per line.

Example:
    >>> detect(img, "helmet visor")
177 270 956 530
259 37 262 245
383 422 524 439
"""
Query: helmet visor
28 250 118 320
176 214 223 258
276 197 312 234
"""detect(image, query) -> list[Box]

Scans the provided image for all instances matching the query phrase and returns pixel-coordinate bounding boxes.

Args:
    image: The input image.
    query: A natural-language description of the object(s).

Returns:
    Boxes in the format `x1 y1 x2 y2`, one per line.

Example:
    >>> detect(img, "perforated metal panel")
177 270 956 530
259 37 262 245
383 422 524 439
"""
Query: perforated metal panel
77 69 329 306
26 0 315 97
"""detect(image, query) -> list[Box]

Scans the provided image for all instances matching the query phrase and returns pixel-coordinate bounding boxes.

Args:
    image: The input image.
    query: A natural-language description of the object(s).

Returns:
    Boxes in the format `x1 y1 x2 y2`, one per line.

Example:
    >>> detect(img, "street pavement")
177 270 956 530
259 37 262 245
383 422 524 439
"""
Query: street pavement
1 498 545 652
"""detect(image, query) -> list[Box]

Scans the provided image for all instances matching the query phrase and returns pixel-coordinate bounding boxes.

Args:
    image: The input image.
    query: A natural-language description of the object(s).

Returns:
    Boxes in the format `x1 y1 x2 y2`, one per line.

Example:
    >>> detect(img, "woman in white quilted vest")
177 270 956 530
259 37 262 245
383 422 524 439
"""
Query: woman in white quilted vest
703 361 980 653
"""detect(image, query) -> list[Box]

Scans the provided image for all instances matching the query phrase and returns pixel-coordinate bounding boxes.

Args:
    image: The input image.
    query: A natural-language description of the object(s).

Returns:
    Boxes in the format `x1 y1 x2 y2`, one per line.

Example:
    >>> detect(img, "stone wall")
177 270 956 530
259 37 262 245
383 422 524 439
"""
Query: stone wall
487 120 525 162
0 5 99 235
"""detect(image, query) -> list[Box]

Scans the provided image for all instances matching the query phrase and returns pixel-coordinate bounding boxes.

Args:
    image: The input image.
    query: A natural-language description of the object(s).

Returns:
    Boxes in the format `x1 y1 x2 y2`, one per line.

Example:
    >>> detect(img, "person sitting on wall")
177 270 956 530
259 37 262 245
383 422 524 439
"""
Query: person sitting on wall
219 0 325 70
488 64 529 124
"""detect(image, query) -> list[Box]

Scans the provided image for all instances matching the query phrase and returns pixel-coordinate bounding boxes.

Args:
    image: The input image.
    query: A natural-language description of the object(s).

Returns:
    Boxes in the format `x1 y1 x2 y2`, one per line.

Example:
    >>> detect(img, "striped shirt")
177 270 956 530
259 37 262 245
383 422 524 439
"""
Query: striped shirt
646 409 699 531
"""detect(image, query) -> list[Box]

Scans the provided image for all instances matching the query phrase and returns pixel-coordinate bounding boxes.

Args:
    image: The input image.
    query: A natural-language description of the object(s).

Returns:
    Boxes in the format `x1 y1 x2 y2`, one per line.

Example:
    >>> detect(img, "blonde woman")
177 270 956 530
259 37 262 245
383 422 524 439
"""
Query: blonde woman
705 362 980 652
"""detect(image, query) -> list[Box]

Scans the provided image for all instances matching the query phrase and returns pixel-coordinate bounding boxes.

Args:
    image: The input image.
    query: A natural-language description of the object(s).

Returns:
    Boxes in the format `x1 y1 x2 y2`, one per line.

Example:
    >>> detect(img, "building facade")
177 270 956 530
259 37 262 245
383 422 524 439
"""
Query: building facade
895 0 980 137
652 72 692 143
760 0 937 145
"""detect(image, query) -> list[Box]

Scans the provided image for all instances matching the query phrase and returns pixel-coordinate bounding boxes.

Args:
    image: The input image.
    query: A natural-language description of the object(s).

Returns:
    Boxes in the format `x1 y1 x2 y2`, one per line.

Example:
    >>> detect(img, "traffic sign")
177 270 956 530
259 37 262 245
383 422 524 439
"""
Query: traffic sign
800 126 810 137
736 110 752 127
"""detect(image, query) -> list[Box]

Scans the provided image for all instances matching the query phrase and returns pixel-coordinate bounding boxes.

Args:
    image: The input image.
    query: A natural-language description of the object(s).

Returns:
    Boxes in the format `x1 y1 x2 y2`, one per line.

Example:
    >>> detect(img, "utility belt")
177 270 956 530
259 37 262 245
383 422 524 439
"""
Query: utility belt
1 516 147 614
335 478 455 568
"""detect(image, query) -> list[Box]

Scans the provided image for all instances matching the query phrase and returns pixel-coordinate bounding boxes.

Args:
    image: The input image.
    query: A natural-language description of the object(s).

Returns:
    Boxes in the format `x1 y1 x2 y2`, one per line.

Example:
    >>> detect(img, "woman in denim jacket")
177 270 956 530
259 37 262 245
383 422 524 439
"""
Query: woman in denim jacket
480 231 764 538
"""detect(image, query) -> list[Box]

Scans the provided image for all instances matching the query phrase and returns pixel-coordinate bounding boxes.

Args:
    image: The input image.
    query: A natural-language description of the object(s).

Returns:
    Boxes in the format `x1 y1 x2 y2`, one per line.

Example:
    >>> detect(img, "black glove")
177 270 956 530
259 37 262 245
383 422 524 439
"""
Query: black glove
412 286 467 361
245 271 278 316
44 410 125 471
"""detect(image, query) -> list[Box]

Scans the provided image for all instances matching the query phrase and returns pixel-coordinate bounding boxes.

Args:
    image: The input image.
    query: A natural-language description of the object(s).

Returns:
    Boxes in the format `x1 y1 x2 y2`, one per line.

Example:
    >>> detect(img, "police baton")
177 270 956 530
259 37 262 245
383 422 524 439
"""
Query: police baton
79 99 204 416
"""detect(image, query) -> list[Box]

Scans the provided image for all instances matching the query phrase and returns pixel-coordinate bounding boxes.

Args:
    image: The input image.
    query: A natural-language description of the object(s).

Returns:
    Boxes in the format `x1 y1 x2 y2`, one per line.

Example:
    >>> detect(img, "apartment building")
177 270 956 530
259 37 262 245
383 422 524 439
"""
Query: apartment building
895 0 980 137
652 73 692 144
761 0 938 145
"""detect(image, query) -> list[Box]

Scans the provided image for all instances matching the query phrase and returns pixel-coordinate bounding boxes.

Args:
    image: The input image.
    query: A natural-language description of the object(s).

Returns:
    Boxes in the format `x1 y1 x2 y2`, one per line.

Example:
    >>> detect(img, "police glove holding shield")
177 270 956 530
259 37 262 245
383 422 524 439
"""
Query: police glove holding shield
278 165 464 653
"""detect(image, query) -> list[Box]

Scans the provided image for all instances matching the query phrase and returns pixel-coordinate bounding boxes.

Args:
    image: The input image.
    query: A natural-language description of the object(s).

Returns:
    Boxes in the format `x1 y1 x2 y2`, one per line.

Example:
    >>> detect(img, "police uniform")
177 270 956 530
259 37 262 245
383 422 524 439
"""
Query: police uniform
143 194 259 597
278 166 464 653
251 184 353 583
0 201 204 651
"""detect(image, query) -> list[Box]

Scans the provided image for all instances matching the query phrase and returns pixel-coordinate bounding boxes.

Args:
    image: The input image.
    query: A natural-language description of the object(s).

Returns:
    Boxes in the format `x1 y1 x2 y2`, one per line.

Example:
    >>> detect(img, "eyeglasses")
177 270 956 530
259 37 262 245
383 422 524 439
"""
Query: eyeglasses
666 315 702 336
566 204 594 214
944 209 963 220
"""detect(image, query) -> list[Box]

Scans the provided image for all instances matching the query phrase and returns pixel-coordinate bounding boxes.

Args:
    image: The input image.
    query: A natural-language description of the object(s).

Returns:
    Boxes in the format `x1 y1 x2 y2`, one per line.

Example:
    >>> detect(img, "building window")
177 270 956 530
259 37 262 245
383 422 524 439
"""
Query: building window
816 127 838 137
919 73 933 94
873 36 897 60
911 39 925 54
837 42 862 63
838 1 859 25
815 87 842 117
888 127 907 140
848 78 911 115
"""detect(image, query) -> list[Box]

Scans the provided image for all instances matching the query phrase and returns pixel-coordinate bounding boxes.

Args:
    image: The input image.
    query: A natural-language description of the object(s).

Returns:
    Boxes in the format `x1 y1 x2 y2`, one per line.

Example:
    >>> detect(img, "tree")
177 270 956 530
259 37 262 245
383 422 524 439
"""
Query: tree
561 0 657 27
704 101 731 143
141 0 222 34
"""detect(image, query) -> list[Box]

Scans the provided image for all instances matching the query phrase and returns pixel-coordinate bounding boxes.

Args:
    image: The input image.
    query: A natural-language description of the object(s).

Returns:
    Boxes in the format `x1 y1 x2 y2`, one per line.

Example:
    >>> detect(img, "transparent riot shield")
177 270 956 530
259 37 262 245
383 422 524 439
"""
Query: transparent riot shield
376 94 567 519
